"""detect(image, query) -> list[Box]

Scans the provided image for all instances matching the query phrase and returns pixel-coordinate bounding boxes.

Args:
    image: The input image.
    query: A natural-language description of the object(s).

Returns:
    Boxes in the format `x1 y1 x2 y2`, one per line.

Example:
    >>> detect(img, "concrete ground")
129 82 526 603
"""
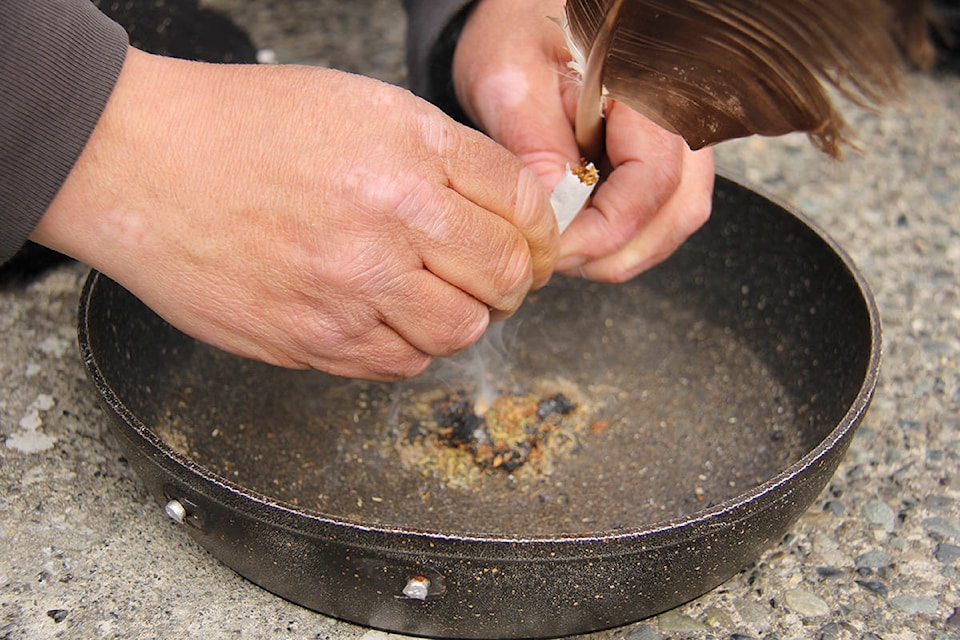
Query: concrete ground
1 2 958 639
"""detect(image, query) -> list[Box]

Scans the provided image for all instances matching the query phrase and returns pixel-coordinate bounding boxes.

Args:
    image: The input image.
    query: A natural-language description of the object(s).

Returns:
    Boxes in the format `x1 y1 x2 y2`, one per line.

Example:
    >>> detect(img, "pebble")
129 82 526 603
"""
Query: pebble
855 550 892 569
855 579 889 597
5 430 57 454
656 611 707 632
888 536 909 551
256 48 277 64
33 393 55 411
936 543 960 564
783 589 830 617
18 410 42 431
46 609 68 623
898 419 922 432
926 496 956 510
626 625 661 640
923 517 960 539
889 595 939 615
862 500 896 530
37 335 70 358
816 567 844 579
702 606 733 628
947 608 960 629
818 621 840 640
735 599 773 631
6 392 59 453
823 500 846 515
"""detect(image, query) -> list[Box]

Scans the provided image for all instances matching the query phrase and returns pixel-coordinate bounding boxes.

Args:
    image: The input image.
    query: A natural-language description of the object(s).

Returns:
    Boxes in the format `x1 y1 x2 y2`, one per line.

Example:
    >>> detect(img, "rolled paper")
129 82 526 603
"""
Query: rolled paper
550 160 598 233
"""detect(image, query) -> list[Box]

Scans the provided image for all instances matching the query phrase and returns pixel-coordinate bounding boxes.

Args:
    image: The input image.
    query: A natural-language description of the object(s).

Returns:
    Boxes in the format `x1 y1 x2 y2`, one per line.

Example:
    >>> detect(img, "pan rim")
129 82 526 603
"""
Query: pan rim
77 173 881 548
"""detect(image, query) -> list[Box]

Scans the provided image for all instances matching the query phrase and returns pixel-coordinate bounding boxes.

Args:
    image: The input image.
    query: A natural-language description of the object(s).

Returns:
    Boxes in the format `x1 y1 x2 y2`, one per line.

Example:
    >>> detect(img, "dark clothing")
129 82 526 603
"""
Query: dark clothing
0 0 127 261
0 0 472 263
402 0 473 101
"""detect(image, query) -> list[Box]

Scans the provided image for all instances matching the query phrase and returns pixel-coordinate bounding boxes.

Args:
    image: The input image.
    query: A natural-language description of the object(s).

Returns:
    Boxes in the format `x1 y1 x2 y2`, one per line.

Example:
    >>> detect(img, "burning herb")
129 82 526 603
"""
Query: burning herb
431 390 577 473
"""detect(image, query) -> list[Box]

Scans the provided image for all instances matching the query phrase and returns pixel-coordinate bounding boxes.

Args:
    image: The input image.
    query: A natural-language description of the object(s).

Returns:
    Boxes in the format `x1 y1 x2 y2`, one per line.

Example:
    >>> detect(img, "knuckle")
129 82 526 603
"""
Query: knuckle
604 214 641 252
363 345 433 381
302 312 361 355
412 102 462 160
437 305 489 355
394 180 456 239
654 159 684 197
490 234 533 306
385 351 434 380
511 166 548 228
515 169 558 263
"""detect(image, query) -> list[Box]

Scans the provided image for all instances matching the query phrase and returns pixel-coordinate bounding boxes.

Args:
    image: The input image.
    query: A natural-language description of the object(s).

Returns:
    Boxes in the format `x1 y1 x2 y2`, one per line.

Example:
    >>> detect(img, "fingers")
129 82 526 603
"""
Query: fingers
309 322 436 382
450 0 715 288
257 270 489 381
454 62 576 191
45 49 556 382
375 269 491 356
575 149 714 281
418 115 559 294
453 0 577 191
556 104 685 265
557 102 716 281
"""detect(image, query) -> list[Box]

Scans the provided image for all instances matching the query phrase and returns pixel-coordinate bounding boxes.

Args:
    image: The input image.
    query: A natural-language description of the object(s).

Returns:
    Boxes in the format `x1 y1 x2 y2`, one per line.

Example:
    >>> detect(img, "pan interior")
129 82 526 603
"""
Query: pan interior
86 180 873 537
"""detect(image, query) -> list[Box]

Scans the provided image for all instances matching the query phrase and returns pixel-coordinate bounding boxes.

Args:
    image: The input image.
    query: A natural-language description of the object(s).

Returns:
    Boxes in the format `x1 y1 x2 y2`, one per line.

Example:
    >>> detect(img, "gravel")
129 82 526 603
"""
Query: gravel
783 589 831 618
1 2 958 639
855 549 893 569
936 543 960 564
863 499 898 530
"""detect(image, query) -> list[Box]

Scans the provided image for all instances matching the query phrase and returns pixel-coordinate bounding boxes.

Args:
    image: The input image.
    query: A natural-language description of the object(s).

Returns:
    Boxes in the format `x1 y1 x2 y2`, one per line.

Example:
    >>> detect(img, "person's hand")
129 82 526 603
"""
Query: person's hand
33 47 558 380
453 0 715 282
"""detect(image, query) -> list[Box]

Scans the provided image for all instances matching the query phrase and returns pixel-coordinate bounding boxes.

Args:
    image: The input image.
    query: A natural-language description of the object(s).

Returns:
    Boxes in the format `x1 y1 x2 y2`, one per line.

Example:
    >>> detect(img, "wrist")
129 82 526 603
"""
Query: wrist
33 47 195 274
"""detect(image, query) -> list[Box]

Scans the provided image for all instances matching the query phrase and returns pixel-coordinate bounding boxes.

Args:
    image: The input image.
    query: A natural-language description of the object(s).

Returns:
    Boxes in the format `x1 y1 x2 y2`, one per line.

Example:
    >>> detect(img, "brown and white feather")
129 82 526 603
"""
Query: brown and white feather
563 0 903 159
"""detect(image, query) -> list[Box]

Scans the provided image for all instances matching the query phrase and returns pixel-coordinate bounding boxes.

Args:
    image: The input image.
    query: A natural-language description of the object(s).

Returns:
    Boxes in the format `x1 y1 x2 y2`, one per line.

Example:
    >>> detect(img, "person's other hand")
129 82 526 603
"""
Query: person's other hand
34 48 558 380
453 0 715 282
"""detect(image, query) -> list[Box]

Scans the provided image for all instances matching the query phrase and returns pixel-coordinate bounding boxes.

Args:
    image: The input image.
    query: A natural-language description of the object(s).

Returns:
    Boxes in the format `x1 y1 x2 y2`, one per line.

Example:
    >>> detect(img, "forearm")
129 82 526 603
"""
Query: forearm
0 0 128 262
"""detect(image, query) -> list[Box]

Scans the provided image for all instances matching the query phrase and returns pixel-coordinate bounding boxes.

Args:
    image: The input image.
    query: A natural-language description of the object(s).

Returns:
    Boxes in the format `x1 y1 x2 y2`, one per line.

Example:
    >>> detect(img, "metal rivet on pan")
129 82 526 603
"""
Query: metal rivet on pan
402 575 431 601
164 499 187 524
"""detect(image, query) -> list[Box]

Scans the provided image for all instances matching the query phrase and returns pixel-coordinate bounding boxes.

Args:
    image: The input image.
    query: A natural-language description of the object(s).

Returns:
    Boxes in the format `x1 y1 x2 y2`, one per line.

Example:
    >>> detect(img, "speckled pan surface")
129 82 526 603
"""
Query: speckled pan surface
77 176 879 638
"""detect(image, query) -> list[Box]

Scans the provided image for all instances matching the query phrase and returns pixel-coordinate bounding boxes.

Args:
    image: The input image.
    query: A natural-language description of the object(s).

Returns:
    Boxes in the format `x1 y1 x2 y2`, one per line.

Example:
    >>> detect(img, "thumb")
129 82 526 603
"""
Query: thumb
461 68 578 192
451 0 580 192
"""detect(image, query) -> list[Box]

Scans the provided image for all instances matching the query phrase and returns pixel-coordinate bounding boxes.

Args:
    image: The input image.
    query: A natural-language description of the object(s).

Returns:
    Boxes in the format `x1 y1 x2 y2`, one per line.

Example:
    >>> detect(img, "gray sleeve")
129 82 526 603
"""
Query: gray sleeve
402 0 476 115
0 0 128 262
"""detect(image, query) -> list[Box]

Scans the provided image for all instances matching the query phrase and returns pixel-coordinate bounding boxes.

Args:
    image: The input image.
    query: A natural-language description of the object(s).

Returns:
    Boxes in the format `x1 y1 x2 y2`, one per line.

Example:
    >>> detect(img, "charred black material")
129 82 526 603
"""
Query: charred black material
434 394 483 446
536 393 577 420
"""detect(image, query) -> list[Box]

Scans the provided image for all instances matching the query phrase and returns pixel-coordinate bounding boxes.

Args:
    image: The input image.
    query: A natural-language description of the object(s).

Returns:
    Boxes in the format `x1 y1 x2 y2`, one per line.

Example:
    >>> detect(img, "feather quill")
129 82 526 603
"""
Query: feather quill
563 0 903 160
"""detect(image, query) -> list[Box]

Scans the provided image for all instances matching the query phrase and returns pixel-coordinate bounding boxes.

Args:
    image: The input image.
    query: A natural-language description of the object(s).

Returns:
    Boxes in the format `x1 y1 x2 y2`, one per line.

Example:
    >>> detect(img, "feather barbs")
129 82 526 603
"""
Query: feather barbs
561 0 903 159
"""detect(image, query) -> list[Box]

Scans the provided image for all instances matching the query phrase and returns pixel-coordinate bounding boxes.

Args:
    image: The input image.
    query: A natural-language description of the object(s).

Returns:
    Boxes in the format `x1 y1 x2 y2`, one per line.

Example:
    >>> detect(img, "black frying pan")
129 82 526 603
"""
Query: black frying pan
78 175 879 638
